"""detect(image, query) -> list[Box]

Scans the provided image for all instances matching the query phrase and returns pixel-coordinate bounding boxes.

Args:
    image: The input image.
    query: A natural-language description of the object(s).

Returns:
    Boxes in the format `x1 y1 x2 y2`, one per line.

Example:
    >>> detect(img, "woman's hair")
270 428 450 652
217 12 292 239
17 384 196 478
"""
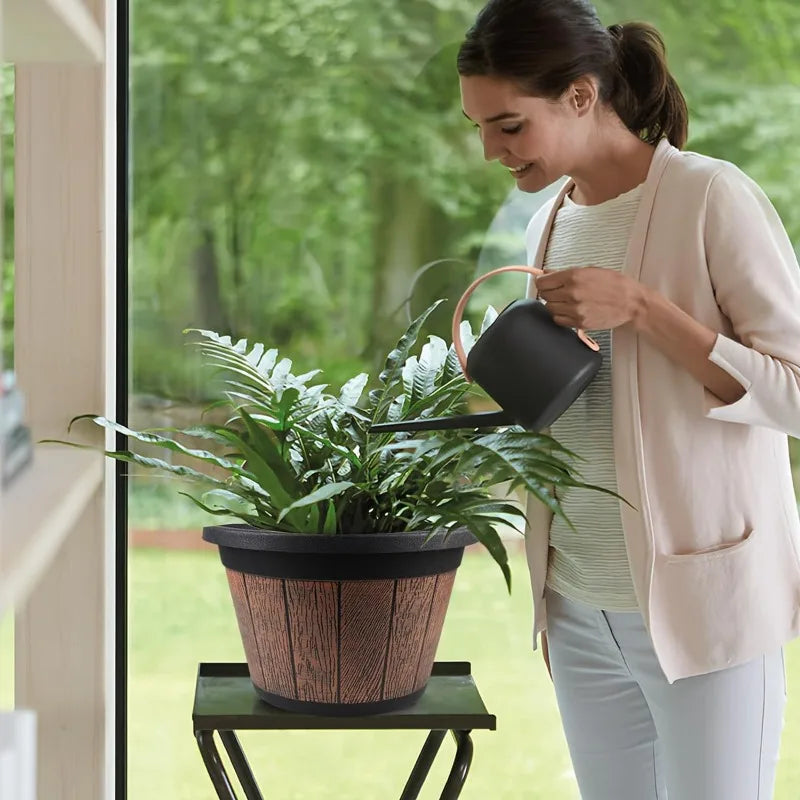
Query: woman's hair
457 0 688 149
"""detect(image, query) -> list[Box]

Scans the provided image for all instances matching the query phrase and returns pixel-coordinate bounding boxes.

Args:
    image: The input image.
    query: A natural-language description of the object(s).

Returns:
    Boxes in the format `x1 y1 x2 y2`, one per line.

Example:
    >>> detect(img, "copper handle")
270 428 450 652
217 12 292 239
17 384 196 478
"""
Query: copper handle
451 265 600 380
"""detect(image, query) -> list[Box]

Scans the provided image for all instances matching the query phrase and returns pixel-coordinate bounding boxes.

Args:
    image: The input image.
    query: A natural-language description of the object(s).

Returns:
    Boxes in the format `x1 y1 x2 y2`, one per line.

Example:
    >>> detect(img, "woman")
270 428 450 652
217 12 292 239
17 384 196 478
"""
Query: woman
457 1 800 798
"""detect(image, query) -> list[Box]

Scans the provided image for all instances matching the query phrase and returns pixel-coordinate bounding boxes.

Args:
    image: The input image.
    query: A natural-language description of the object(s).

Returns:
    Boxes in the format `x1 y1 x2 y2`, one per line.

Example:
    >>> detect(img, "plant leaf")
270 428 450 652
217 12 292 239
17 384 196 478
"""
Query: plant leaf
322 501 337 535
276 482 355 524
480 305 498 334
338 372 369 408
378 300 445 387
60 417 247 473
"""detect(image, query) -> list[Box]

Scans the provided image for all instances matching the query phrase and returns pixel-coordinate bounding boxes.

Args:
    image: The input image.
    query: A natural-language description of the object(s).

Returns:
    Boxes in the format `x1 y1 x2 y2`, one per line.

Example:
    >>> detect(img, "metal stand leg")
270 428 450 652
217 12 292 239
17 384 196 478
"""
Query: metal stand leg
439 731 473 800
219 730 264 800
399 730 447 800
399 729 474 800
196 731 239 800
198 725 475 800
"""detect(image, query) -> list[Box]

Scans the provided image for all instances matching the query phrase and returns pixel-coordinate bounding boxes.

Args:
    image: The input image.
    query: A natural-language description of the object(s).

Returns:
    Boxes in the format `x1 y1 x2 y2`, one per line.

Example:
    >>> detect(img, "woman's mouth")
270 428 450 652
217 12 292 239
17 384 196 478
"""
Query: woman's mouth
508 162 534 178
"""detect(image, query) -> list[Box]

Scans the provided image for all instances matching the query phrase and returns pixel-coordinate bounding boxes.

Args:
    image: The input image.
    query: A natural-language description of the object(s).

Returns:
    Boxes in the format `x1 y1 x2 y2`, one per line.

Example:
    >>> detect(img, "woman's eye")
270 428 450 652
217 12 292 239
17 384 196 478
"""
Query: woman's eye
471 121 521 135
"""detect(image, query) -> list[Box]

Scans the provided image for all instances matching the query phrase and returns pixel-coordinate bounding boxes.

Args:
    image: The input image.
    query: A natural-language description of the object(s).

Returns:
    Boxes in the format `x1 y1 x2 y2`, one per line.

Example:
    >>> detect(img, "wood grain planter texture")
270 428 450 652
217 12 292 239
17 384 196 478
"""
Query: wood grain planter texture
202 525 476 716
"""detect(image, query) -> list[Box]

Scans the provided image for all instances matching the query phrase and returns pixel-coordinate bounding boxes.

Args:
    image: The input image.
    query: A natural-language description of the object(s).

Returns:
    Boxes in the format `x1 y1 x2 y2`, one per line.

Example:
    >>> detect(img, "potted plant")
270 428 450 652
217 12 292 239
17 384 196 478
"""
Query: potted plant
51 301 611 715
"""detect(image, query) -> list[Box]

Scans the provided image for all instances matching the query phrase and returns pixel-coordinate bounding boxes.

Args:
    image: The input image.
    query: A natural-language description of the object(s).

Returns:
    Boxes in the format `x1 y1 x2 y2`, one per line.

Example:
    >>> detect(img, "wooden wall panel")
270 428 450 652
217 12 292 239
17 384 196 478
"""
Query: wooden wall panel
12 1 110 797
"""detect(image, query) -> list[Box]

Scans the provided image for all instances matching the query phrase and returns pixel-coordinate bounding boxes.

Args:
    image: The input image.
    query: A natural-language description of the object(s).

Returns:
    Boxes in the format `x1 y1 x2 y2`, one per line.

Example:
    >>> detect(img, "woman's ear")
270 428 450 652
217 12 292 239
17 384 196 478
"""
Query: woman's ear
569 76 599 117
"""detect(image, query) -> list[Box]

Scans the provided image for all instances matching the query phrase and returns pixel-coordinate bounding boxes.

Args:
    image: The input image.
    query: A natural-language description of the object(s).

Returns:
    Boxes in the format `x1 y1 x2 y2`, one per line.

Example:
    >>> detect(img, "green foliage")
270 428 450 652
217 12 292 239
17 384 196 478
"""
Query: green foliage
1 259 12 367
50 304 612 591
599 0 800 241
4 0 796 399
2 66 14 368
8 1 800 510
122 0 800 403
126 0 510 399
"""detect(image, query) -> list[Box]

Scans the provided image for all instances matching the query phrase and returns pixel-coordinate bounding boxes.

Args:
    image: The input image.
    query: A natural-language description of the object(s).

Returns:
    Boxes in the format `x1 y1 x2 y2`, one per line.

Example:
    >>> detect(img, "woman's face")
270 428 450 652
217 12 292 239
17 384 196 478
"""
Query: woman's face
459 74 590 193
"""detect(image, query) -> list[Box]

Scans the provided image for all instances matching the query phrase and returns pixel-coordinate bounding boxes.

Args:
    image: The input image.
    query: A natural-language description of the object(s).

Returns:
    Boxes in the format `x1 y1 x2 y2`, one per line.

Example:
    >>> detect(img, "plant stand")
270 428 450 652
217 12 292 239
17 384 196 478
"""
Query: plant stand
193 662 496 800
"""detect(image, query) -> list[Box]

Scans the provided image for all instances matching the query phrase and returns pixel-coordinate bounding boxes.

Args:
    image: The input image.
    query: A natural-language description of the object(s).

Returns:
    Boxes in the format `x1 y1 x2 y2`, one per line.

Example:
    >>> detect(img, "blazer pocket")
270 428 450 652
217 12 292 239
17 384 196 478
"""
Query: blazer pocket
654 526 798 672
662 527 758 564
656 527 764 661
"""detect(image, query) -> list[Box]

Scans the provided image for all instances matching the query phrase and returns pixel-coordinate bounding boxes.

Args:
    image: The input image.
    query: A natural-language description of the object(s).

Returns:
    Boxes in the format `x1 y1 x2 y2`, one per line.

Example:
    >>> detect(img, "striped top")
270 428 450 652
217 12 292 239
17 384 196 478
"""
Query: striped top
543 183 644 611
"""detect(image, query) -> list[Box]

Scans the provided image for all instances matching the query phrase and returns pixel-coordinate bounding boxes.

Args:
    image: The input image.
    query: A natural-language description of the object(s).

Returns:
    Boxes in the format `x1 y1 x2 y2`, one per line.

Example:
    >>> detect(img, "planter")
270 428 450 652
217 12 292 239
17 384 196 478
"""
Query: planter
202 524 476 716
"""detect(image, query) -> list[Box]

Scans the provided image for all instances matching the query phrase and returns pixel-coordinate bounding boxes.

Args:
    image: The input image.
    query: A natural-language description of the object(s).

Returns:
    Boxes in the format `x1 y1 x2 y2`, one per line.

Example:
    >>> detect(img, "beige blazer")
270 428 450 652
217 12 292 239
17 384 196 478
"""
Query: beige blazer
523 137 800 682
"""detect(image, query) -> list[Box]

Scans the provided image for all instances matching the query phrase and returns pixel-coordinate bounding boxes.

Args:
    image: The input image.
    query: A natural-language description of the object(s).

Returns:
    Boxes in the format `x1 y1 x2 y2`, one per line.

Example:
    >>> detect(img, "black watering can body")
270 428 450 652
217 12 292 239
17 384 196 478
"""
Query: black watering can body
369 266 603 434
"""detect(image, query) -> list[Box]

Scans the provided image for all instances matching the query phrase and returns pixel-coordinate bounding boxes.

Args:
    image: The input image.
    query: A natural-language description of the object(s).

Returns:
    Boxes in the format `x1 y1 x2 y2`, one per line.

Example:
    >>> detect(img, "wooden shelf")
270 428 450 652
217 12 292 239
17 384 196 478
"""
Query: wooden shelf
3 0 104 63
0 446 103 617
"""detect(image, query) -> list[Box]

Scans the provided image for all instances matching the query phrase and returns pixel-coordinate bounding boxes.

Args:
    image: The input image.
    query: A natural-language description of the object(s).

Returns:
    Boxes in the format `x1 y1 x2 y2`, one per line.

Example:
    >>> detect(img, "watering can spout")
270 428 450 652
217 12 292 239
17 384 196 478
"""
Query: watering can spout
369 410 513 434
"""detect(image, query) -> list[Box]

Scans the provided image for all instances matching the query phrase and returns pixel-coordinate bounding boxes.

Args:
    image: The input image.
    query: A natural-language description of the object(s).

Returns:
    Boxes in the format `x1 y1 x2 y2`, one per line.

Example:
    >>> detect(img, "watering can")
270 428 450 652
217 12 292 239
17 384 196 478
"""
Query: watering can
368 265 602 433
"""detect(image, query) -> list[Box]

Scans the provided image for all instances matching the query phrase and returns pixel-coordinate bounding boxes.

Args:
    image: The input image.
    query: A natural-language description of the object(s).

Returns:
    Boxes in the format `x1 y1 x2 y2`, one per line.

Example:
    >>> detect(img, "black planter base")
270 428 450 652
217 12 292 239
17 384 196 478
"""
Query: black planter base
254 683 426 717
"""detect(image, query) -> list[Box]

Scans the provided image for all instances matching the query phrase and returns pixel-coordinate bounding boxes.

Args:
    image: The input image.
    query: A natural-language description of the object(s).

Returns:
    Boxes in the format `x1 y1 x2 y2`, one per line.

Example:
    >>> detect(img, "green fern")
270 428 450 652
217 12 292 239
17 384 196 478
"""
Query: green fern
46 301 622 592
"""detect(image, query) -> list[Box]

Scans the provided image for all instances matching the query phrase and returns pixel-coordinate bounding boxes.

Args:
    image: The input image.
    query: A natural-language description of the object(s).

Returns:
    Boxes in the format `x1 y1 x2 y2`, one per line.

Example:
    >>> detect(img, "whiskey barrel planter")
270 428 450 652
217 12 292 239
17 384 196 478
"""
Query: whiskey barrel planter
202 524 476 716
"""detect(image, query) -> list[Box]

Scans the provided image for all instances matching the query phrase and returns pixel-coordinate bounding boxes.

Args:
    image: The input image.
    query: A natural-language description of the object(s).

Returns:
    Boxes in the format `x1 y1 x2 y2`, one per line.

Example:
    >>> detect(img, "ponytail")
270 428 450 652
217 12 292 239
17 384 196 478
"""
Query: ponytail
607 22 688 148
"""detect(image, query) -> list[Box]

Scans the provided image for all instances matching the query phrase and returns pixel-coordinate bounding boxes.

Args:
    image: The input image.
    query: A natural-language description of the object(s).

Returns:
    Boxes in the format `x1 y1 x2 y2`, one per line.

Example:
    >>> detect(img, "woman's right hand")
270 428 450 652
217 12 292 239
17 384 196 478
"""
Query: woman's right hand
541 630 553 681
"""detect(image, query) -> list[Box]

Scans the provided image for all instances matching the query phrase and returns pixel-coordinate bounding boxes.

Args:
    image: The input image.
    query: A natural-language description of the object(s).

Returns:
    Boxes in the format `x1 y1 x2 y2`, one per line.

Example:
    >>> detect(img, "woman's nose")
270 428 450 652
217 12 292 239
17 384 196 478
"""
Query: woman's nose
482 132 506 163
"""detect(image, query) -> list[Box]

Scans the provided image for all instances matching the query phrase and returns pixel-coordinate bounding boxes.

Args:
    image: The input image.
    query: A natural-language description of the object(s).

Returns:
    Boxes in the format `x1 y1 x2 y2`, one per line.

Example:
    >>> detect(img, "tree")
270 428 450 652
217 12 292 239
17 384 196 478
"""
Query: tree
127 0 800 403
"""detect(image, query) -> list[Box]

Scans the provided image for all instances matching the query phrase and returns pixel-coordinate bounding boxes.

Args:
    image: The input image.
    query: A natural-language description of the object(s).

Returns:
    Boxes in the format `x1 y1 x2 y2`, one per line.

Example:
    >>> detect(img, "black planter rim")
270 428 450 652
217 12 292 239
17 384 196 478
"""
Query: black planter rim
203 524 477 554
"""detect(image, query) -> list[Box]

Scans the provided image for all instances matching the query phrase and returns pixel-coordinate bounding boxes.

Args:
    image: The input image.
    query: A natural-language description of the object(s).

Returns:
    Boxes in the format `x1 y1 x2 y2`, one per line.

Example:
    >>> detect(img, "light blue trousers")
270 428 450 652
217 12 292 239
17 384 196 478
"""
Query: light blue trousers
544 585 787 800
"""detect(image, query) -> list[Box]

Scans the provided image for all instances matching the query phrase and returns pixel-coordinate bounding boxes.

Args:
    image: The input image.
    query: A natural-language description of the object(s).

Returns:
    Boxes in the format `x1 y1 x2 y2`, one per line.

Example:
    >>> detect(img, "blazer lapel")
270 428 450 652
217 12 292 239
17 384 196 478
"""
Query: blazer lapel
530 181 572 271
622 137 677 282
525 182 572 299
612 137 678 620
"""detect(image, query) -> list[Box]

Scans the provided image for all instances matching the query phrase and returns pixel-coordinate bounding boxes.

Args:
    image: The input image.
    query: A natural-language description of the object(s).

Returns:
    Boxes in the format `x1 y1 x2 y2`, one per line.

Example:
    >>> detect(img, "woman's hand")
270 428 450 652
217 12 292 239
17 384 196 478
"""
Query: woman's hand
541 630 552 682
536 267 747 405
534 266 645 331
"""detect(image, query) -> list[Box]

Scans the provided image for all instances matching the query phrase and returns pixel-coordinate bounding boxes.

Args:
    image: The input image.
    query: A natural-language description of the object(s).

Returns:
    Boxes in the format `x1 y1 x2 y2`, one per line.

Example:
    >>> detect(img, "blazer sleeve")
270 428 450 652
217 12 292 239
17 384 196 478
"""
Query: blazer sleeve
702 164 800 437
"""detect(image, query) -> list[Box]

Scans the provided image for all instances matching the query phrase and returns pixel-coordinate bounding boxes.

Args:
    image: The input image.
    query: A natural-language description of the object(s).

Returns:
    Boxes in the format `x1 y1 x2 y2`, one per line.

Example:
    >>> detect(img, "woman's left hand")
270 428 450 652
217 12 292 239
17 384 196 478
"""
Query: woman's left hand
534 266 645 331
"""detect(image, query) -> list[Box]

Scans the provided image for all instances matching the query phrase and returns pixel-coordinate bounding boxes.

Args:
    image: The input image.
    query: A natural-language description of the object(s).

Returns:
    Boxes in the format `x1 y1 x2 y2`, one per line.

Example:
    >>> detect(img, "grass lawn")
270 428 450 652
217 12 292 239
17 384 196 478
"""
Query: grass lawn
129 546 800 799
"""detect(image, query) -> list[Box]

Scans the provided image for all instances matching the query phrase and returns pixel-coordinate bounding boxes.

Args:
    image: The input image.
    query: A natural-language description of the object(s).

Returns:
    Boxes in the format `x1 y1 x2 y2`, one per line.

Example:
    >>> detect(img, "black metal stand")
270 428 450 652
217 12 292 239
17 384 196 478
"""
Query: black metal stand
398 729 475 800
195 730 264 800
192 662 495 800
